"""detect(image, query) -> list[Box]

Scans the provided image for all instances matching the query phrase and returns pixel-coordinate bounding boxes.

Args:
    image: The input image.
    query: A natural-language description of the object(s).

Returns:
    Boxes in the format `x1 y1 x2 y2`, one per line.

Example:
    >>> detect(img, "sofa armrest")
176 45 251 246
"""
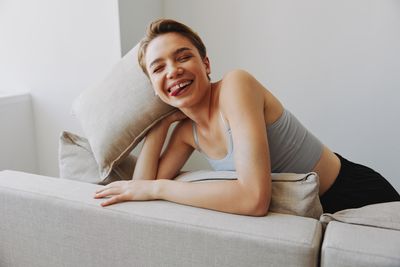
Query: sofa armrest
321 221 400 267
0 170 322 267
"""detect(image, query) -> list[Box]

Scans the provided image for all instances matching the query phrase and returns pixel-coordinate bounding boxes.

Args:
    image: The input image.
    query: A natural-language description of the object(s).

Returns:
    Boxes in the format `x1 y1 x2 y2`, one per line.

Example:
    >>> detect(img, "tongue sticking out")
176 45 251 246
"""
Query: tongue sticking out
171 87 184 96
170 81 192 97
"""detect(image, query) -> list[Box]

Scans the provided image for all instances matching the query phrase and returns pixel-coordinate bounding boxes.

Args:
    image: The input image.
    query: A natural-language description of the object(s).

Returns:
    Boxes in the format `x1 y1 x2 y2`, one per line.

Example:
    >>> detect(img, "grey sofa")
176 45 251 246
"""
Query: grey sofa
1 170 399 267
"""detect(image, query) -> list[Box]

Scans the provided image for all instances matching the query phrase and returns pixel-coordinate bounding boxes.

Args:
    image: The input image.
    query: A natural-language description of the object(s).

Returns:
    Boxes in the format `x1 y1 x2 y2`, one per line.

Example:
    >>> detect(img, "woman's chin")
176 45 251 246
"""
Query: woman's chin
169 97 194 109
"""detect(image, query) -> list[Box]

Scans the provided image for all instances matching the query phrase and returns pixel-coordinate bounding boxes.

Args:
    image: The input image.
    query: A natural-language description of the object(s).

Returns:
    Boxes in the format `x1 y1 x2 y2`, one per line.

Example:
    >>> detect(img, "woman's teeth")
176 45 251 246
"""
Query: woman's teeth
171 81 192 91
169 80 193 95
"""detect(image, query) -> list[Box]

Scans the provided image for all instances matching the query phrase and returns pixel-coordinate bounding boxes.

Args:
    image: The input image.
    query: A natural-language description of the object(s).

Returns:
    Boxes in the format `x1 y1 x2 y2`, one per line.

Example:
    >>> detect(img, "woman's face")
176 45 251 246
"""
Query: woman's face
145 32 211 108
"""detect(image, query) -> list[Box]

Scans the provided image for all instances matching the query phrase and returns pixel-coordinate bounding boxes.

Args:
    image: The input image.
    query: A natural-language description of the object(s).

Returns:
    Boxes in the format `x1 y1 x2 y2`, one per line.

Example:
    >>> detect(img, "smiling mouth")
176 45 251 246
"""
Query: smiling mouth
168 80 193 96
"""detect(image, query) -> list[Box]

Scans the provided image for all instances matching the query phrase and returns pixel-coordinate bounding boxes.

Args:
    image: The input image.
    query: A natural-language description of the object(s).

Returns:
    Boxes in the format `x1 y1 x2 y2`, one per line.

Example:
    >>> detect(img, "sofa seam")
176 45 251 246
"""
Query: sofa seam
322 215 400 231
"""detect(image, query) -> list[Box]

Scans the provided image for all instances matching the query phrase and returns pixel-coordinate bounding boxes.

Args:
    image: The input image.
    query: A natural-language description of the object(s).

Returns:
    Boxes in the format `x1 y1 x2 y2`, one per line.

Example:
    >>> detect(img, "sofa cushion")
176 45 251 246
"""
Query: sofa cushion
320 201 400 231
321 221 400 267
0 170 322 267
58 131 137 185
175 170 323 219
58 131 100 184
71 43 176 180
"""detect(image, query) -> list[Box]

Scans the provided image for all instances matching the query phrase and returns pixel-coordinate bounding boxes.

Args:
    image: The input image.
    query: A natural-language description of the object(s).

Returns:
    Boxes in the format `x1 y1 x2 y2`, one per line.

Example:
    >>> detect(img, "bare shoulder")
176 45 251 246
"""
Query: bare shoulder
219 69 270 98
221 69 260 87
218 69 283 123
223 69 252 79
218 69 266 108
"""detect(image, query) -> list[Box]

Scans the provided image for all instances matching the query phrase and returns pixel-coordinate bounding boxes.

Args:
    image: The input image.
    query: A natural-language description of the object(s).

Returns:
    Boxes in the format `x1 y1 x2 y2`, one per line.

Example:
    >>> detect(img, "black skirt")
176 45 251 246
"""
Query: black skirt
320 153 400 213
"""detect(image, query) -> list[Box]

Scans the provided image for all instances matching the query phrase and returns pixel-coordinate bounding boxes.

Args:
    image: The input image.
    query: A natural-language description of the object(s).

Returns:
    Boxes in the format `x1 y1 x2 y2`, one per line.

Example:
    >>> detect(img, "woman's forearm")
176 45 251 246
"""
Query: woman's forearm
153 179 270 216
133 121 171 180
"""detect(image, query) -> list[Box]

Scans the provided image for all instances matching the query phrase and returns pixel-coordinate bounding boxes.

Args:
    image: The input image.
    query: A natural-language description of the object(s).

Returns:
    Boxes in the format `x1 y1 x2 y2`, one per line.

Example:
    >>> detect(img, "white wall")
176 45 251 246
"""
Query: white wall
118 0 164 56
0 93 37 173
0 0 121 176
160 0 400 190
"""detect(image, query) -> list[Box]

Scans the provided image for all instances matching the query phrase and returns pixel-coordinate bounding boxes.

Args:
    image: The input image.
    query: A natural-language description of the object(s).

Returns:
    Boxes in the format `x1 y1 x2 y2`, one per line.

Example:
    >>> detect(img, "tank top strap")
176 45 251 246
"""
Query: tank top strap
192 121 202 152
219 111 231 132
219 111 233 154
192 113 234 155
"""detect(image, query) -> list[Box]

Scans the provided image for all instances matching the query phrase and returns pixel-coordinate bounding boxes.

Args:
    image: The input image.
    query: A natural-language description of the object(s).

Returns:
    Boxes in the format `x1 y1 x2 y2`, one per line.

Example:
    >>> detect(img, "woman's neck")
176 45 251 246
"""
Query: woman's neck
181 80 221 130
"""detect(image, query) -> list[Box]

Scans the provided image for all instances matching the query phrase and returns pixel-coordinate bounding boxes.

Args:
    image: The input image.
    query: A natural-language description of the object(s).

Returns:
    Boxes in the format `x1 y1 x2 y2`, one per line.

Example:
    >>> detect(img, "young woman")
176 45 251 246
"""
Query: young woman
94 19 400 216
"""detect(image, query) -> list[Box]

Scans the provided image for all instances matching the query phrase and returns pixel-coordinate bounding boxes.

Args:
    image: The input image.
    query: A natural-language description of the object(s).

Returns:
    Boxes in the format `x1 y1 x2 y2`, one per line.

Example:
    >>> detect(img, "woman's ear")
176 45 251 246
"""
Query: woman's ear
203 56 211 75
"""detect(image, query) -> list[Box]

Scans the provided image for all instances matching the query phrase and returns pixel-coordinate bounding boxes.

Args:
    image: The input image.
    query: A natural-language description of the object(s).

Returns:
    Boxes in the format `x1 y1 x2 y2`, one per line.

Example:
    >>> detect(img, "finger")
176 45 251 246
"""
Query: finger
95 181 125 194
94 187 122 199
101 194 126 207
94 187 120 198
95 186 106 194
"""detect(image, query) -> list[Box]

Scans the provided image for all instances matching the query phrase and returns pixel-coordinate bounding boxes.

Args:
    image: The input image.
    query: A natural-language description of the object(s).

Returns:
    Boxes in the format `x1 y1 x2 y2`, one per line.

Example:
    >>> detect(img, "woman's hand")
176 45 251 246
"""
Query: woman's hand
94 180 158 207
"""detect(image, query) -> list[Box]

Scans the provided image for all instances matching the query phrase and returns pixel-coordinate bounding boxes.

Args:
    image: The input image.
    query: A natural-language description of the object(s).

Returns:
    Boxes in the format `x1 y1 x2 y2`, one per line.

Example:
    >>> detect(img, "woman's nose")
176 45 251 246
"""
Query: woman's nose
166 65 183 79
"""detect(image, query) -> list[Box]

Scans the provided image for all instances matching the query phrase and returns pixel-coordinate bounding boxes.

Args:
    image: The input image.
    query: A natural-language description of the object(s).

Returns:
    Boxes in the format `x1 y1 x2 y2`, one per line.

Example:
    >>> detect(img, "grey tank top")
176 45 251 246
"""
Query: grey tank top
192 109 323 173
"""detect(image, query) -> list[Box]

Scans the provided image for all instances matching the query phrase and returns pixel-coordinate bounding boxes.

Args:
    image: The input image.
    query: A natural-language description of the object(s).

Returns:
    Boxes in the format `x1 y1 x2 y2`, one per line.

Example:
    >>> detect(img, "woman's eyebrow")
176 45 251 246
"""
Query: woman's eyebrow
149 47 193 69
173 47 192 56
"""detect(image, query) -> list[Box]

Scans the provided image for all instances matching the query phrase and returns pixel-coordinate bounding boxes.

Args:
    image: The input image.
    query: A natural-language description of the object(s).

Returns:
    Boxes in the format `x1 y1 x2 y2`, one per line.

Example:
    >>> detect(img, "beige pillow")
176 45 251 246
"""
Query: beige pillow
175 171 323 219
59 131 137 185
320 201 400 231
71 43 176 180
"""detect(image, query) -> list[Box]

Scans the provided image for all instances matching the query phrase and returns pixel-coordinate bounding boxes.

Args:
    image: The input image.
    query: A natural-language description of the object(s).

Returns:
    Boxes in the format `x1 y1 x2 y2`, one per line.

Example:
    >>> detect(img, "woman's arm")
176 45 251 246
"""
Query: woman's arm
154 179 268 216
218 70 272 214
133 111 190 181
95 178 267 216
132 119 170 180
156 70 272 216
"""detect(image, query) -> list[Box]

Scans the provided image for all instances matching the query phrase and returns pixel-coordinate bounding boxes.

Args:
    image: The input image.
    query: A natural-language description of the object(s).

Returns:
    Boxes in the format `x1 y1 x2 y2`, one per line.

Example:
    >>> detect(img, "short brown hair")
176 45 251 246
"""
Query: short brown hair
138 19 207 77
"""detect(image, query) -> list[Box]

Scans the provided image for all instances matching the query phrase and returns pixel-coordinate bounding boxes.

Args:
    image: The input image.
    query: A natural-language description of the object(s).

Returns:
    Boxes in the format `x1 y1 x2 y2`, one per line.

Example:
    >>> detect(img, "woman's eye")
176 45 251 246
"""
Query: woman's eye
153 66 163 73
178 55 192 62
